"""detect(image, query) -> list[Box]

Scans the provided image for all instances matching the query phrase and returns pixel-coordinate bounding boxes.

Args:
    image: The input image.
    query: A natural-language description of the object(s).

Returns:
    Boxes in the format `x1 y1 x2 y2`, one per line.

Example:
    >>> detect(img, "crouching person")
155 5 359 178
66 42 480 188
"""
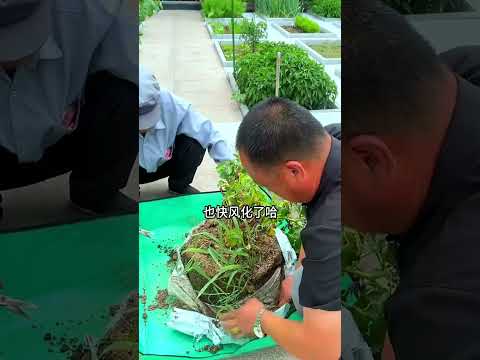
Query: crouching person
139 66 234 195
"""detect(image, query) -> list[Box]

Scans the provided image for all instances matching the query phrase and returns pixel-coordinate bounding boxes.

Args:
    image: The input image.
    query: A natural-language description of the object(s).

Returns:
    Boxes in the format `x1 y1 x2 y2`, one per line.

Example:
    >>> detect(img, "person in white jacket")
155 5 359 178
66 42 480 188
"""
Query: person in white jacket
139 66 234 194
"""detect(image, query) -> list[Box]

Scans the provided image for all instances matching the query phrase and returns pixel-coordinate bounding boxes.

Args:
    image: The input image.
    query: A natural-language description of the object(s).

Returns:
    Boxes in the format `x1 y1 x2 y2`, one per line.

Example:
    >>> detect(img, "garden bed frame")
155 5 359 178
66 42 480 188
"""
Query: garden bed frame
205 18 245 40
294 39 341 65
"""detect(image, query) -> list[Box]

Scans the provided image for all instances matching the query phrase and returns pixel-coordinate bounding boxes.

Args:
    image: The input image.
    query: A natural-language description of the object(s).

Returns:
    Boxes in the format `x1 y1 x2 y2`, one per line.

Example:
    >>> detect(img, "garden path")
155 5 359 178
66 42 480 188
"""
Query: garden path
140 10 242 200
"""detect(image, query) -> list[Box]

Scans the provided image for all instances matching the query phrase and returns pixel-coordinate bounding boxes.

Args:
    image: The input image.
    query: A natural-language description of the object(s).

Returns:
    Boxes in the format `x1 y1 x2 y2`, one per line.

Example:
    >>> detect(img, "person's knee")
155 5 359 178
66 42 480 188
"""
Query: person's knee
174 135 206 159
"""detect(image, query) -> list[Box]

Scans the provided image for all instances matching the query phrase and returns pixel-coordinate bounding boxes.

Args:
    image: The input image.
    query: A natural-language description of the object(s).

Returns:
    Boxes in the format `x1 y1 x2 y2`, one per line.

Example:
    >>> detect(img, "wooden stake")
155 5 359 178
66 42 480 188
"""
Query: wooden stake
275 52 282 97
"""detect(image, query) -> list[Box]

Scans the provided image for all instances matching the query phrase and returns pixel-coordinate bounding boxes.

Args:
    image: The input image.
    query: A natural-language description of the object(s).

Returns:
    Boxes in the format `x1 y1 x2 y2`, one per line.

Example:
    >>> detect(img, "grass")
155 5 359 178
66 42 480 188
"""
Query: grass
220 43 251 61
310 42 341 58
255 0 302 17
183 218 262 314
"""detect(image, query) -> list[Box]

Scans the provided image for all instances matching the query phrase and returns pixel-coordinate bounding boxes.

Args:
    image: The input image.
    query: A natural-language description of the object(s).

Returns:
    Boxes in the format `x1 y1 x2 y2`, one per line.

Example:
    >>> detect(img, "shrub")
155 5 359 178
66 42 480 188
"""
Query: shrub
234 42 337 110
239 18 267 52
201 0 246 18
255 0 303 17
294 15 321 32
311 0 341 18
139 0 162 22
217 155 306 254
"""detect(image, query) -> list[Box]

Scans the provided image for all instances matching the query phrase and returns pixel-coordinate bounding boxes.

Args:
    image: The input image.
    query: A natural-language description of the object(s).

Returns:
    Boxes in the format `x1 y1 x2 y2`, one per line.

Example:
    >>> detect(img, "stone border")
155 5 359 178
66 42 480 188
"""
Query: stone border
335 66 341 78
295 39 341 65
226 71 250 117
226 70 341 119
270 18 337 39
213 39 246 68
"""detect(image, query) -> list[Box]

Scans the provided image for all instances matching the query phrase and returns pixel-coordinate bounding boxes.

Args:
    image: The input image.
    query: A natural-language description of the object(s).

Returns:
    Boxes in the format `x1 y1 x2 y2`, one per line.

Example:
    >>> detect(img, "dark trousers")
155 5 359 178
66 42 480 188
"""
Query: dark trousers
139 134 206 191
0 72 138 202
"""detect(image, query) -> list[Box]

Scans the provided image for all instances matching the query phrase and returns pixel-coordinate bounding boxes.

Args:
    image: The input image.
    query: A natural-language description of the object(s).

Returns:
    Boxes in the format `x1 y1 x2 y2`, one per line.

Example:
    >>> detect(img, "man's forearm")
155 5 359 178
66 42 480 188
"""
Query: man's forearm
261 310 340 360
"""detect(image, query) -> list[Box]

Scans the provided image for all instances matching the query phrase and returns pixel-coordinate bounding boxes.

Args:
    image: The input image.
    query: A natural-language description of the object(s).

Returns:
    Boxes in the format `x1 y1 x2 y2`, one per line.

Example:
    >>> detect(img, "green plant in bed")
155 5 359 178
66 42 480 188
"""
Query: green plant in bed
220 43 252 61
311 0 341 17
211 19 249 35
234 42 337 110
294 15 321 32
256 0 303 17
310 42 341 58
201 0 246 18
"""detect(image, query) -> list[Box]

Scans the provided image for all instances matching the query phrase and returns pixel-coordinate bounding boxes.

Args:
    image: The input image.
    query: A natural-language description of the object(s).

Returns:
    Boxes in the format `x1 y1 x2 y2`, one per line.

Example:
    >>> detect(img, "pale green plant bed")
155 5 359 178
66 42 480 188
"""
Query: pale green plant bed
310 42 341 58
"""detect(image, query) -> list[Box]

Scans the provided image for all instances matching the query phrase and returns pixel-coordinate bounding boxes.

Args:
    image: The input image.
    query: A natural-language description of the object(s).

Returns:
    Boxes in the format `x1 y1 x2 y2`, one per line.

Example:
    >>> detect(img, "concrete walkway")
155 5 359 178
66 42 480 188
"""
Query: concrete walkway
139 10 242 201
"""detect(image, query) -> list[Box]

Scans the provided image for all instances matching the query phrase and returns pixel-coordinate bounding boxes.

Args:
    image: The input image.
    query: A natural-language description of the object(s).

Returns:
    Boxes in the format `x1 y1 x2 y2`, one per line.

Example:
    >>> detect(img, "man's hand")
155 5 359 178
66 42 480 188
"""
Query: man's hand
278 275 294 307
220 298 264 338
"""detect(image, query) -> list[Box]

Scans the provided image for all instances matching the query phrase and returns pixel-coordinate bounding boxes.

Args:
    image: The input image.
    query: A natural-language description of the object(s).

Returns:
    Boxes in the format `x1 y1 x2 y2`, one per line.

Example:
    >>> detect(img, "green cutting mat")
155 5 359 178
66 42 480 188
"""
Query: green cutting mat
0 214 138 360
139 193 302 359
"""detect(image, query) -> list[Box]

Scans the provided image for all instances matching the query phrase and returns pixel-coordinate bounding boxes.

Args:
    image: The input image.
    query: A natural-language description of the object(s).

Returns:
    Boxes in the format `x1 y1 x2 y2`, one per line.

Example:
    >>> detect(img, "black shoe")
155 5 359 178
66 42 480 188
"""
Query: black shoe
0 193 3 220
168 185 200 195
71 191 138 216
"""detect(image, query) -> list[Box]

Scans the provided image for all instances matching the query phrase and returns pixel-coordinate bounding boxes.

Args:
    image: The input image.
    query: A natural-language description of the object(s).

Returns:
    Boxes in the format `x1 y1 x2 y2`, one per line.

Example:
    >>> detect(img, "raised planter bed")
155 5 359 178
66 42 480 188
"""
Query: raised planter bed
213 39 248 67
295 39 341 65
226 70 340 120
270 18 337 39
205 19 246 40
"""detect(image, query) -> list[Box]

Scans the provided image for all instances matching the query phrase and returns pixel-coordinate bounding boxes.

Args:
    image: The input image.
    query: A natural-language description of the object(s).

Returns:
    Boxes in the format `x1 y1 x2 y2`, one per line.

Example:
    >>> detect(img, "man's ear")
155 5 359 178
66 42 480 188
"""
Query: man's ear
284 161 306 179
348 135 396 177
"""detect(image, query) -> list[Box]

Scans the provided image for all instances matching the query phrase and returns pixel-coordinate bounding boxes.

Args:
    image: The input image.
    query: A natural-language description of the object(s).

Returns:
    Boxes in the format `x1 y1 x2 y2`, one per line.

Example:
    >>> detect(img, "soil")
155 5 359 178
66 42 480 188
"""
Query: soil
148 289 169 311
251 233 283 287
166 248 178 269
69 292 138 360
282 26 304 33
201 344 224 354
181 219 283 308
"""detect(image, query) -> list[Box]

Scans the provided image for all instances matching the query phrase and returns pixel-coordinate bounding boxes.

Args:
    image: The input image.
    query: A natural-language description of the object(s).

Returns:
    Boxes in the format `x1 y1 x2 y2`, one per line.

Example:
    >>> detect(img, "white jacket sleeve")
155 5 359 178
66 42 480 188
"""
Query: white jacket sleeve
167 91 235 162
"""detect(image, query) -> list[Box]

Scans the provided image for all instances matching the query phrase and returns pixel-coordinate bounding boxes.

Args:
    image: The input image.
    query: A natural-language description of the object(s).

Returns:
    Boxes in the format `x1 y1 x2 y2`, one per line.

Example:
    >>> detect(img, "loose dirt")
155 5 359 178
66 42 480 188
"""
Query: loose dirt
69 292 138 360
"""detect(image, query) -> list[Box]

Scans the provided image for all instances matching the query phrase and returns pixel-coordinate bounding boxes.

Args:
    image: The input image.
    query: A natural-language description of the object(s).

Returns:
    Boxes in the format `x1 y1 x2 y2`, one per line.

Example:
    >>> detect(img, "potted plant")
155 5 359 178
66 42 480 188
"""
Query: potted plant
166 156 305 317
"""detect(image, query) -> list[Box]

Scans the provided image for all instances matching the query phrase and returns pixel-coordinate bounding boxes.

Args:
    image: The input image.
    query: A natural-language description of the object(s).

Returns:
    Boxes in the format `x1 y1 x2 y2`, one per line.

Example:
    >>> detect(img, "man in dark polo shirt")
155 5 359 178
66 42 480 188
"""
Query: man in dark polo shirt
219 97 341 359
343 1 480 359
